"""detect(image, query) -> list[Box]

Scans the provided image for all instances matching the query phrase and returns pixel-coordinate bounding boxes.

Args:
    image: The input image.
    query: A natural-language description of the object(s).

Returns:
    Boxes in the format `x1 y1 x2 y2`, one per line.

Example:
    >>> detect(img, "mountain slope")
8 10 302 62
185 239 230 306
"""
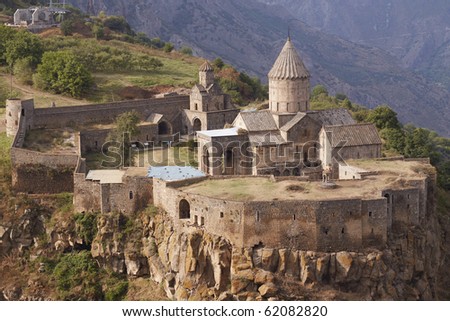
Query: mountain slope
67 0 450 136
259 0 450 91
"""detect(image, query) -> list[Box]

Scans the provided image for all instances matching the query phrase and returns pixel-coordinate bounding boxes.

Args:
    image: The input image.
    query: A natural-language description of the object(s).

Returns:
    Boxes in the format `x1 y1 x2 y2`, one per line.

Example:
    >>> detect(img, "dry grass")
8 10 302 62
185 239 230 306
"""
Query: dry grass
22 128 77 154
125 277 168 301
181 160 433 201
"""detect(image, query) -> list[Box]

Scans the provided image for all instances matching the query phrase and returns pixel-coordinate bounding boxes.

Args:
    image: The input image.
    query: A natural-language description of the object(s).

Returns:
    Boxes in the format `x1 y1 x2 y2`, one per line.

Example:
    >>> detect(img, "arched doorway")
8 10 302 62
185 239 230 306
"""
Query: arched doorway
282 169 290 176
158 121 171 135
179 199 190 219
193 118 202 132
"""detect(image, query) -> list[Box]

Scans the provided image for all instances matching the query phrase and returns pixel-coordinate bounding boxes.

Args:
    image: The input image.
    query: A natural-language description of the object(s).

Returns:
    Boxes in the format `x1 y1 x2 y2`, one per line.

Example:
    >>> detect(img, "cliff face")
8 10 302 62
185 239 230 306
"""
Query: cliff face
0 177 447 300
66 0 450 137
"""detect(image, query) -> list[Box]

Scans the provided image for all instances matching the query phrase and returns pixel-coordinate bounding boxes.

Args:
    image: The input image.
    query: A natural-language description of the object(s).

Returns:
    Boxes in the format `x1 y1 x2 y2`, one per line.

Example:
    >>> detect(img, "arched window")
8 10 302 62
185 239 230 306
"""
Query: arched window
179 199 190 219
193 118 202 132
158 121 170 135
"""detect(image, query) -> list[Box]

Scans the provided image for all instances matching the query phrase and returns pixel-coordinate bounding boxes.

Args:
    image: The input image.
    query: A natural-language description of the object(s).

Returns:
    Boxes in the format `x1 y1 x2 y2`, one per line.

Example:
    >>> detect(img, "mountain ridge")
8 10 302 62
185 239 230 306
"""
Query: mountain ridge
66 0 449 136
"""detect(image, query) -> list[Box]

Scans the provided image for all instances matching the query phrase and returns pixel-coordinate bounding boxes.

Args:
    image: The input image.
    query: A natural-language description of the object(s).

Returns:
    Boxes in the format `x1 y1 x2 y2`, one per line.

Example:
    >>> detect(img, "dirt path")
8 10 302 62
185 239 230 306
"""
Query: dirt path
1 74 90 107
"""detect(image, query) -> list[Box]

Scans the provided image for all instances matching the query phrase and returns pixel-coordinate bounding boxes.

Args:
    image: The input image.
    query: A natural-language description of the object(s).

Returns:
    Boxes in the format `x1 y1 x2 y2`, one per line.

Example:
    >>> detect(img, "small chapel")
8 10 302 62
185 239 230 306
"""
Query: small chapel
196 38 382 177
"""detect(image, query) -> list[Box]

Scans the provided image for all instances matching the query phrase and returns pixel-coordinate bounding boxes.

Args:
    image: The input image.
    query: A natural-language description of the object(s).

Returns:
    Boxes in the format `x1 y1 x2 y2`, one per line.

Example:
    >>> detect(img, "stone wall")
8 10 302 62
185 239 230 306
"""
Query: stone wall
11 148 79 193
340 144 381 160
32 96 189 132
153 177 397 252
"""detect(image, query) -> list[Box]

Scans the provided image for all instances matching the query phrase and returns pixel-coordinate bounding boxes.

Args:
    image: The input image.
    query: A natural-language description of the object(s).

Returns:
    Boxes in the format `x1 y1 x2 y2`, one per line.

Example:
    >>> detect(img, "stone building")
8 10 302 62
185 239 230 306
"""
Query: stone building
197 38 382 177
183 61 239 134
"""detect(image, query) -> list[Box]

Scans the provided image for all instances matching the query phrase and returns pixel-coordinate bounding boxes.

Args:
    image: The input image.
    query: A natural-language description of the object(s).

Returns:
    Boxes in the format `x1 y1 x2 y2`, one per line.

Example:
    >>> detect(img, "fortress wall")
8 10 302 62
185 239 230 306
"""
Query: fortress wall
361 198 388 247
389 188 420 227
74 172 102 213
11 148 79 193
32 96 189 130
242 200 317 250
314 199 363 252
153 179 244 246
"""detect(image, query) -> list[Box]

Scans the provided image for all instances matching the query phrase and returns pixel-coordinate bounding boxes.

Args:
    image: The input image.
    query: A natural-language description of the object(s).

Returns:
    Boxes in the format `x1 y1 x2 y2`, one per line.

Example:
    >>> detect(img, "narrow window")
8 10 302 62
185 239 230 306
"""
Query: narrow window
200 217 205 226
293 214 296 221
371 228 374 234
129 191 133 199
341 228 345 234
220 212 224 218
256 210 260 222
21 109 25 116
369 211 372 217
194 215 198 225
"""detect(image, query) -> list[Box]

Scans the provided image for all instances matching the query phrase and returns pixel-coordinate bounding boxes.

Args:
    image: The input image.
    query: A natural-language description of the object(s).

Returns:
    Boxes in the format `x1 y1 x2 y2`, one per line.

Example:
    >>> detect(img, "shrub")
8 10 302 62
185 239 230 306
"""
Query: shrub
53 251 102 300
74 212 98 245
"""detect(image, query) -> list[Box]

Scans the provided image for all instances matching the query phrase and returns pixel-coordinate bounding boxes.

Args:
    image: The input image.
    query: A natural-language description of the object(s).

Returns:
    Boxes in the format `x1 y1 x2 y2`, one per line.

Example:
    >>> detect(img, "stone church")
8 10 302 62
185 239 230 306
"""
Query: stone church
196 38 382 177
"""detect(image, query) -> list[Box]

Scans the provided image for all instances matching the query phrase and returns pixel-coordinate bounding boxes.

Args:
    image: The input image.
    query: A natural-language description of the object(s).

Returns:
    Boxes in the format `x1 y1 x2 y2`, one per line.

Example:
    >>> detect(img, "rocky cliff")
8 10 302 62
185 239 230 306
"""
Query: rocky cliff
1 188 445 301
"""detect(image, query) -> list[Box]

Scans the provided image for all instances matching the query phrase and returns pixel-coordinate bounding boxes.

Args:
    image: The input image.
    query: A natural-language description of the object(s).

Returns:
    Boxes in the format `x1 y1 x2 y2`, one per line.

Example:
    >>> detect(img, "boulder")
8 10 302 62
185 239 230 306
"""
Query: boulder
258 282 278 298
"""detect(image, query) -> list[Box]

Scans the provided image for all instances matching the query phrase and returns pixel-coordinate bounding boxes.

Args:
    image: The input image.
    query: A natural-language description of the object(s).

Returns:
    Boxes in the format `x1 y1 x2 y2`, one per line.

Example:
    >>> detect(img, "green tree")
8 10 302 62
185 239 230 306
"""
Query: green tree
107 111 141 167
0 25 17 65
103 15 132 34
163 42 174 53
5 29 43 67
13 57 34 85
311 84 328 98
36 51 92 97
60 18 75 36
380 127 406 153
213 57 225 70
367 105 401 130
180 46 193 56
92 24 104 40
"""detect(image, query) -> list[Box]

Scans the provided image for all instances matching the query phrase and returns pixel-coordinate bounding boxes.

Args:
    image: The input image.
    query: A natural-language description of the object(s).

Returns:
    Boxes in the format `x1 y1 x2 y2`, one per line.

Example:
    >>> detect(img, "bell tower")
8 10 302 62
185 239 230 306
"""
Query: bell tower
199 60 214 88
268 38 310 114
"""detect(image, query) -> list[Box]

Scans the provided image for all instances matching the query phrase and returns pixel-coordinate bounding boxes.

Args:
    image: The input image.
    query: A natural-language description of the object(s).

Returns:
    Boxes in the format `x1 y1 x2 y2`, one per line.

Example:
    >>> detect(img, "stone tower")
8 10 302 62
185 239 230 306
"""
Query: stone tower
198 60 214 88
268 38 310 114
5 99 22 137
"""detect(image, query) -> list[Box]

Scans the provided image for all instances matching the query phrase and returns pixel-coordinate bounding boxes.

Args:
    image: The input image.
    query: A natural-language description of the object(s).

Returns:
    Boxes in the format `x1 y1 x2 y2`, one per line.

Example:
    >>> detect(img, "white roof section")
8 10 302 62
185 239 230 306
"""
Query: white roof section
147 166 206 181
86 170 125 184
197 127 240 137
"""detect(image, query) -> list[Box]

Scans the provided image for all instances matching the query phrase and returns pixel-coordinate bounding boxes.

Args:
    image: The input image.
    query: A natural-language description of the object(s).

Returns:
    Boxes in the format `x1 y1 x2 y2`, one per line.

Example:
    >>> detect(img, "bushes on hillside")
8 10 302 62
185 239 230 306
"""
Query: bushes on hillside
36 51 93 97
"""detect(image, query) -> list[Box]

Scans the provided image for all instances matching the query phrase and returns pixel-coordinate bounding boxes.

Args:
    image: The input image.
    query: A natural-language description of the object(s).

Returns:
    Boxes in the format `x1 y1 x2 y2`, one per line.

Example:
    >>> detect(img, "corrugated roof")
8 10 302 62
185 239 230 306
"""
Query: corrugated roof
148 166 206 181
308 108 356 126
237 110 278 132
248 132 286 146
199 60 213 72
324 123 382 147
197 127 240 138
268 39 310 80
86 170 125 184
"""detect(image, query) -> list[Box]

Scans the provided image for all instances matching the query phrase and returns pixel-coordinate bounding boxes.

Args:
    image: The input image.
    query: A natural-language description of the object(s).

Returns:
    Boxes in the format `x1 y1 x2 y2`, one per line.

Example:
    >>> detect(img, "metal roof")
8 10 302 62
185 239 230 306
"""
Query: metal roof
197 127 240 137
86 170 125 184
147 166 206 181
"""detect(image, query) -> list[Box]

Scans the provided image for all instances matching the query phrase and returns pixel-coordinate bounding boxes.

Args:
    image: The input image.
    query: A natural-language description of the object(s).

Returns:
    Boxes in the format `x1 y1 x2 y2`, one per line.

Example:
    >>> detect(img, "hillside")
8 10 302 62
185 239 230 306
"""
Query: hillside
66 0 450 137
259 0 450 92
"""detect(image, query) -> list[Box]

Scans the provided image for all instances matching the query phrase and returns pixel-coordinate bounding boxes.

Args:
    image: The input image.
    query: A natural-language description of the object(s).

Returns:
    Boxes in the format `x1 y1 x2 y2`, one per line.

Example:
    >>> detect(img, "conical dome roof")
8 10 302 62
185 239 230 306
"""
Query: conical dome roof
268 39 310 80
199 60 214 72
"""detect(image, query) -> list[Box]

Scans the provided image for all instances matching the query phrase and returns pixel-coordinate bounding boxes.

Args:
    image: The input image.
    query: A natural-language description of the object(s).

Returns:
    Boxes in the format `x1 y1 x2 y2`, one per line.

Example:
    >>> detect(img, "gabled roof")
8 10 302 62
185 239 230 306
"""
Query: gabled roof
268 39 310 80
146 113 164 123
199 60 214 72
308 108 356 126
323 123 382 147
192 84 207 92
280 112 308 132
235 110 278 132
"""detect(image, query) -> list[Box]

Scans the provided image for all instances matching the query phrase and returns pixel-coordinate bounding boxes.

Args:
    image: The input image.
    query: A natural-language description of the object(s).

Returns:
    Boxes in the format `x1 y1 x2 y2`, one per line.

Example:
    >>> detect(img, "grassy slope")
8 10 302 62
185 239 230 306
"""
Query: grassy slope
0 35 201 107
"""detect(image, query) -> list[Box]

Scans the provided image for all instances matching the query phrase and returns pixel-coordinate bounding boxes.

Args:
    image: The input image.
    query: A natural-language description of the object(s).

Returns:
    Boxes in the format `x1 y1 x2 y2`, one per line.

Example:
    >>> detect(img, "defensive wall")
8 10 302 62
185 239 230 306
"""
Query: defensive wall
152 168 432 252
6 95 190 194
